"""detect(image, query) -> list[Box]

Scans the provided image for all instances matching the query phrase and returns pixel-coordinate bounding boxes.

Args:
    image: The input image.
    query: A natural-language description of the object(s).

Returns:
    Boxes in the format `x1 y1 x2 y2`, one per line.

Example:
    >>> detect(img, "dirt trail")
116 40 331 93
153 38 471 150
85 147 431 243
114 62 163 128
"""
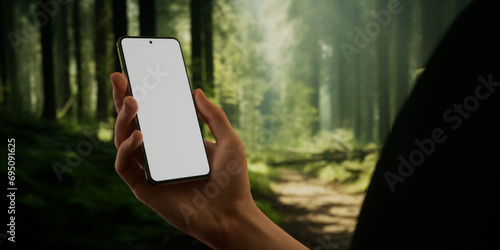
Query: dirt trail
270 169 365 250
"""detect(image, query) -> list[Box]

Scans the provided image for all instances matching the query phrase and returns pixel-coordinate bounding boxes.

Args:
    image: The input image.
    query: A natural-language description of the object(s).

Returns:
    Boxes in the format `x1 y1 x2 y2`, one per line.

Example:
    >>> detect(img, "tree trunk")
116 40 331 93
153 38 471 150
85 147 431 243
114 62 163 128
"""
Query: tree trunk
310 44 320 135
353 4 364 143
377 0 391 142
190 0 202 91
53 2 72 118
2 1 20 114
395 6 411 110
0 2 6 110
202 0 214 98
337 54 348 128
353 53 362 142
190 0 205 130
335 0 353 130
95 0 114 120
139 0 156 36
366 91 374 143
327 57 338 130
73 0 84 121
41 1 56 120
190 0 214 97
377 49 391 143
113 0 128 72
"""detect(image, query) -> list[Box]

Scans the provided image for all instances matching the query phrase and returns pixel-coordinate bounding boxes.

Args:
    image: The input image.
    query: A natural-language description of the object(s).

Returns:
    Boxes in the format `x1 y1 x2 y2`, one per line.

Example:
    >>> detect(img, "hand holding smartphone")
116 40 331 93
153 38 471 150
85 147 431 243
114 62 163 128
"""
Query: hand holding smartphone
117 37 210 185
112 38 305 250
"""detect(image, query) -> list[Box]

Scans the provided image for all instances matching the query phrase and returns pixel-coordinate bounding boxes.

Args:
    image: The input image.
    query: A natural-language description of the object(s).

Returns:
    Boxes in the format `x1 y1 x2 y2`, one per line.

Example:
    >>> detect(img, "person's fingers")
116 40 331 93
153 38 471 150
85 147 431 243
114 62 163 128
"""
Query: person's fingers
193 89 238 145
114 96 138 149
110 72 129 113
115 130 153 202
203 139 217 161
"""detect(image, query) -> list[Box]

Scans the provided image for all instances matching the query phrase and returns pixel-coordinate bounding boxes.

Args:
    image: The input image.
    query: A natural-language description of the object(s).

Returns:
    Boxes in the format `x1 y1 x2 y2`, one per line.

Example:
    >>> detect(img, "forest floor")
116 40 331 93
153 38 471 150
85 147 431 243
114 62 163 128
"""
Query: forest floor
269 168 365 250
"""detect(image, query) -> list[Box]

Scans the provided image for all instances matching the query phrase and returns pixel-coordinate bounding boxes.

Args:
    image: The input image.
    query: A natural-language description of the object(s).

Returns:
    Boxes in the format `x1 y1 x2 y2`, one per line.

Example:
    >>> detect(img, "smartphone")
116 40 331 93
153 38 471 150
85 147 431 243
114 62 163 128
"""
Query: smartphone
117 37 210 185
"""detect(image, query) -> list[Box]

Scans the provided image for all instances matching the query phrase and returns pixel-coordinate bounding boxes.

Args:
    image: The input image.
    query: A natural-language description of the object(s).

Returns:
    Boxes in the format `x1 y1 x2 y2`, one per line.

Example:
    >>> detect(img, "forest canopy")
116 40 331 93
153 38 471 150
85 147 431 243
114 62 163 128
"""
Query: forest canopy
1 0 470 149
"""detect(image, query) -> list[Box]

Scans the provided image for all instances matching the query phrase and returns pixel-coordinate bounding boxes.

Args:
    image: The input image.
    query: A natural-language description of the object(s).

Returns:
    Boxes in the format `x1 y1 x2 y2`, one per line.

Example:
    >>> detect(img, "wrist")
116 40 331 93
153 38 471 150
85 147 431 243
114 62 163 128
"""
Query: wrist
215 202 264 249
202 201 261 249
213 201 307 250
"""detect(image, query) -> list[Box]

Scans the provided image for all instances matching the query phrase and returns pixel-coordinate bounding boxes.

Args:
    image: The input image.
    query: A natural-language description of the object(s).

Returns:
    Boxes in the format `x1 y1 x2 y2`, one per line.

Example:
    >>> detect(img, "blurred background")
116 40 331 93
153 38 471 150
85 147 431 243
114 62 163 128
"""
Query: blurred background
0 0 472 249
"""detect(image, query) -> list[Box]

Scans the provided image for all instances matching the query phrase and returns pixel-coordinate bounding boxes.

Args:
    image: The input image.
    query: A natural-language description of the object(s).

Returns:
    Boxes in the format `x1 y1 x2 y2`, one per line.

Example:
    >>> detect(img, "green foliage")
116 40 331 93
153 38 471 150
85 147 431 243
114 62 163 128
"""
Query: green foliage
2 0 474 247
248 162 275 196
300 151 378 194
1 122 175 248
294 129 379 193
1 120 281 248
212 0 321 163
271 82 318 147
302 129 356 152
317 152 378 193
248 162 282 224
97 117 115 142
255 199 283 225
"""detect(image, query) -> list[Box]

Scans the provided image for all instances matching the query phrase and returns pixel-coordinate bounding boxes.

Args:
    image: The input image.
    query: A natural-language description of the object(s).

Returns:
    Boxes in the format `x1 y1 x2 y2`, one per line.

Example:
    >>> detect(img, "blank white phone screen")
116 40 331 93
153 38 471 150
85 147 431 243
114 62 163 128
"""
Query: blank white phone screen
119 37 210 183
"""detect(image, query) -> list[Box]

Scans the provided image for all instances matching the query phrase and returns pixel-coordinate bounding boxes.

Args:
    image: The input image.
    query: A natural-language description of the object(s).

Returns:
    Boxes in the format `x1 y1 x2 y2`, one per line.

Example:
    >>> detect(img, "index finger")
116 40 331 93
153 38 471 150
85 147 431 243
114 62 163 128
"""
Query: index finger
193 89 239 146
110 72 129 113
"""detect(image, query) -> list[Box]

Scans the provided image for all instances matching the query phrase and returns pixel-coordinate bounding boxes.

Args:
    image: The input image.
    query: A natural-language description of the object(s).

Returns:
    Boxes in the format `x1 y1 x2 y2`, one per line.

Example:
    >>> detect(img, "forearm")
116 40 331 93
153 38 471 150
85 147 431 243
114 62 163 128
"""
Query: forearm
210 203 307 250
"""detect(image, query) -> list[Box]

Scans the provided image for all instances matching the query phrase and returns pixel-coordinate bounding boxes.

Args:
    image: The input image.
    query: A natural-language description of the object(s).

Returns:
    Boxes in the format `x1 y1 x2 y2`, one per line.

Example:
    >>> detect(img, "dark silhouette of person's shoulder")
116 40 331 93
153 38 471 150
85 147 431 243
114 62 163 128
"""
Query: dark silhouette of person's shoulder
350 0 500 249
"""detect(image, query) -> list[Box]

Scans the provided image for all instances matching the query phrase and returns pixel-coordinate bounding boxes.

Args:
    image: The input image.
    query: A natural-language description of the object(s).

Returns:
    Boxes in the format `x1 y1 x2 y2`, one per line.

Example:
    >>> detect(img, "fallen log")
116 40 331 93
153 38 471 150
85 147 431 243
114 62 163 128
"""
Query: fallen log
267 148 377 166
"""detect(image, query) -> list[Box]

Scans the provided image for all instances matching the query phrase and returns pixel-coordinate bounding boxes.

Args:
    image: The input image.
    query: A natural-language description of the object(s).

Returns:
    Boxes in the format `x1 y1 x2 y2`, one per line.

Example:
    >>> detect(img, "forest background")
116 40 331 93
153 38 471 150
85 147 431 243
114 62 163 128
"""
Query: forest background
0 0 470 248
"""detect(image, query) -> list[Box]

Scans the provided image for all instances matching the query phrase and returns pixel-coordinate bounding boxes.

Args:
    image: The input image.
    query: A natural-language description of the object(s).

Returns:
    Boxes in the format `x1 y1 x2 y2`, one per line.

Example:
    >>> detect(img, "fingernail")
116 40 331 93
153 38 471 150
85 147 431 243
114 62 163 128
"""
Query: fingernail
128 131 136 142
